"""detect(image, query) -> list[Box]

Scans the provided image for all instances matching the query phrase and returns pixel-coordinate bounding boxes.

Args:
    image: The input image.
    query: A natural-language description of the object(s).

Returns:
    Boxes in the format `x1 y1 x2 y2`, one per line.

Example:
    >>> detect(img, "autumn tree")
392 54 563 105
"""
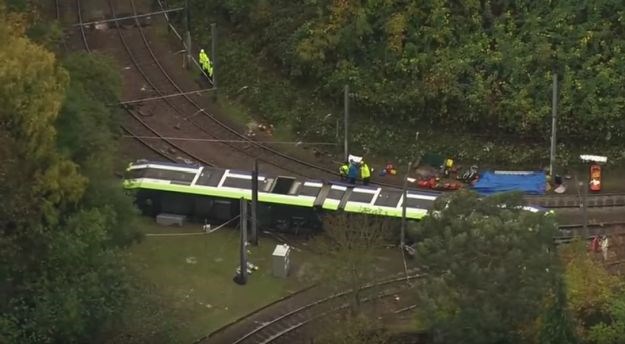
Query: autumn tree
560 240 623 343
411 190 576 344
302 212 396 343
0 4 139 342
312 212 392 312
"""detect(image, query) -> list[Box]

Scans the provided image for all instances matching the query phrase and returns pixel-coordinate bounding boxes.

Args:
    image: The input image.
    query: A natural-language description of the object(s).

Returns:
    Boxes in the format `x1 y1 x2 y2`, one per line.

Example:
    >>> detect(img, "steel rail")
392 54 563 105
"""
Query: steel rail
73 0 200 165
72 7 183 26
263 287 414 343
74 0 90 53
124 108 214 166
107 0 289 173
127 0 320 178
230 273 423 344
121 126 176 163
104 0 223 167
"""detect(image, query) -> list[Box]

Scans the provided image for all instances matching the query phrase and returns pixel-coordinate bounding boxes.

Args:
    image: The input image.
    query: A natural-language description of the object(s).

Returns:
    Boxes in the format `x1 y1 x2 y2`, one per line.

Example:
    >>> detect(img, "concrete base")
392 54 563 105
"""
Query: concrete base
156 213 186 226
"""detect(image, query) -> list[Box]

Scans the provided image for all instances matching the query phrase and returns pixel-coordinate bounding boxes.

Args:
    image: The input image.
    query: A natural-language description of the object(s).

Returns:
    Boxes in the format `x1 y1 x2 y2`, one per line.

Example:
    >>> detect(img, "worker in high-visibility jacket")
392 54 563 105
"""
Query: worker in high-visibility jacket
199 49 213 78
360 161 371 185
339 162 349 181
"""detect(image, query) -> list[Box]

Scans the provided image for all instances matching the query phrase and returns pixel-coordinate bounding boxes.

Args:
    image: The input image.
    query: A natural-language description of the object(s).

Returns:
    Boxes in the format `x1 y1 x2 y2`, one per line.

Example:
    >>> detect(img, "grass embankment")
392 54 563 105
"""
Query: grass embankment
118 219 309 342
112 218 413 343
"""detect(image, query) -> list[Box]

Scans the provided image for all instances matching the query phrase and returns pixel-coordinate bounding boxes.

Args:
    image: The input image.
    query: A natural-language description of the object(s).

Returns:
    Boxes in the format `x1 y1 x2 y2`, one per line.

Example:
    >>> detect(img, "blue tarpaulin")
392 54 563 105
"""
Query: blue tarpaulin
472 171 546 195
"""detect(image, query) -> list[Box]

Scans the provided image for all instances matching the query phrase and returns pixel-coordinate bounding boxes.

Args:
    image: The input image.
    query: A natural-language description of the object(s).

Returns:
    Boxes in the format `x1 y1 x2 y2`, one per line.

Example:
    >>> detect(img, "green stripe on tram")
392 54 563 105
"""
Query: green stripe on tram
258 193 314 207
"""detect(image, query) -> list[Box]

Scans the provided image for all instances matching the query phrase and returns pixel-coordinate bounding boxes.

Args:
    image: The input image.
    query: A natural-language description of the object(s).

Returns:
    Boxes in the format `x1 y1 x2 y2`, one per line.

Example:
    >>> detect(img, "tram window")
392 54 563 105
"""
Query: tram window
402 197 434 209
349 192 374 204
326 189 345 200
272 177 296 195
374 190 402 207
143 168 195 183
222 177 251 189
299 185 321 197
195 168 225 187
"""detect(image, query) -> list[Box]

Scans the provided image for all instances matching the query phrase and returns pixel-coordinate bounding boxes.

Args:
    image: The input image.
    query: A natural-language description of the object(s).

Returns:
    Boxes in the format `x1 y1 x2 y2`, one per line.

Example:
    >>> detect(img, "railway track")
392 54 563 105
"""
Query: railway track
202 272 422 344
555 221 625 243
88 0 303 176
65 0 213 166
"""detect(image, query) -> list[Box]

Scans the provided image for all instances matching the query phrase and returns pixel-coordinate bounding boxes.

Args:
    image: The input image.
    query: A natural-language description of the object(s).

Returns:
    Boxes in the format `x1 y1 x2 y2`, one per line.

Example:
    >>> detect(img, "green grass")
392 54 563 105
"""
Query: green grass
112 217 418 343
216 97 254 128
123 218 314 342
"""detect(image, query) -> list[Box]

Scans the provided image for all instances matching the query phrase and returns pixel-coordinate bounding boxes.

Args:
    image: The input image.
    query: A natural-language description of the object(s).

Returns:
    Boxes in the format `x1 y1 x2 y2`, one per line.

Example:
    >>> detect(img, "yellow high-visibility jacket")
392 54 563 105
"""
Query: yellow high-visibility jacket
361 163 371 179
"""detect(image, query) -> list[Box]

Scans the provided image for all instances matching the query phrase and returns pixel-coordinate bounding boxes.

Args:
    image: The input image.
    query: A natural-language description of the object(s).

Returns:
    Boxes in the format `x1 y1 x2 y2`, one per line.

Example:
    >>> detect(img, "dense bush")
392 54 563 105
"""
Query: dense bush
175 0 625 164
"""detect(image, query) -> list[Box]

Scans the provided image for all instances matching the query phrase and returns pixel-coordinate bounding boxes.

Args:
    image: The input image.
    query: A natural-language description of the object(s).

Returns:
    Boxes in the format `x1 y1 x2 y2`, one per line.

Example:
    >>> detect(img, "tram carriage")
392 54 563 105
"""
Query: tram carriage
123 160 438 233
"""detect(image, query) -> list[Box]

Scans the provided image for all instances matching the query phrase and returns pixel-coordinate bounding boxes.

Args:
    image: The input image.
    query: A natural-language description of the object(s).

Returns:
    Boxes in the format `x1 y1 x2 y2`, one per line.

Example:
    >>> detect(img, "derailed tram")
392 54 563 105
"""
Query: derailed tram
122 160 440 233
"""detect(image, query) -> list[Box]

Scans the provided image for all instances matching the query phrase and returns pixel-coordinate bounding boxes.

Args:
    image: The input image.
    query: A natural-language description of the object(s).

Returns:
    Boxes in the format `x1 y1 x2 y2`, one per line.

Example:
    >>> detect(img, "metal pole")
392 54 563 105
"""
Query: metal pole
184 31 192 69
251 159 259 246
549 71 558 177
211 23 218 92
239 198 248 284
335 118 340 147
184 0 190 69
400 132 420 249
400 161 415 249
344 85 349 161
185 0 190 31
582 181 588 235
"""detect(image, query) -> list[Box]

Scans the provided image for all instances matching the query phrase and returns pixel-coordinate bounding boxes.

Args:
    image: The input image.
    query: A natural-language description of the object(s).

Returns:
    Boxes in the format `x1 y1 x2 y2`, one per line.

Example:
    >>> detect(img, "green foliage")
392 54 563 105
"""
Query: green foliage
537 280 578 344
57 52 121 164
411 191 575 343
314 313 389 344
559 241 623 342
56 52 141 247
311 213 391 312
0 7 140 343
587 294 625 344
177 0 625 165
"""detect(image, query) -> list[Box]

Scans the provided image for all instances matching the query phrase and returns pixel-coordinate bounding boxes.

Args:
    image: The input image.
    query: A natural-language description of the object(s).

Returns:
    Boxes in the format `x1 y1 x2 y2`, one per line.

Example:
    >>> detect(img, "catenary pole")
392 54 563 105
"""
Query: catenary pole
211 23 217 93
549 71 558 177
400 161 414 250
251 159 258 246
582 181 589 235
344 85 349 161
400 132 420 250
239 198 248 284
184 0 191 69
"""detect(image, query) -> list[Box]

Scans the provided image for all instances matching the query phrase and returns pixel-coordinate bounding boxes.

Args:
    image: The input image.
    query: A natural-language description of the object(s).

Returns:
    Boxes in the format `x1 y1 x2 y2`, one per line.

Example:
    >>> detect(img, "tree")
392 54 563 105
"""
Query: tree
308 212 392 343
311 212 392 312
411 190 575 344
175 0 625 166
559 240 623 342
587 293 625 344
313 313 389 344
0 4 139 342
